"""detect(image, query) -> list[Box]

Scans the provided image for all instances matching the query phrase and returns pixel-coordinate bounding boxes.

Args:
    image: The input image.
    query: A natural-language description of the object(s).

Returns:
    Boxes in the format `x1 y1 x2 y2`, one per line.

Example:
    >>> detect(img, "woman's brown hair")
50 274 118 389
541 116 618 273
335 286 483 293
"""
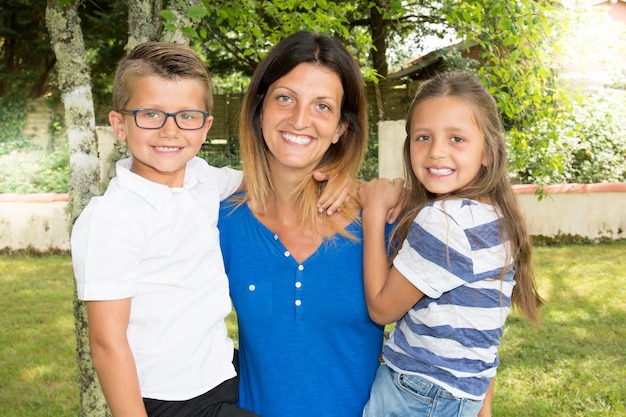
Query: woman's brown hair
238 31 368 238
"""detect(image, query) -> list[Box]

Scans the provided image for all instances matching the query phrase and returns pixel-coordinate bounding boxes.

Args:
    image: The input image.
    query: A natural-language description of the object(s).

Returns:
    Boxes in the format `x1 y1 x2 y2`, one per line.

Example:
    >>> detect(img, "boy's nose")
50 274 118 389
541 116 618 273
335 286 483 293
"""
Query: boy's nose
160 115 181 136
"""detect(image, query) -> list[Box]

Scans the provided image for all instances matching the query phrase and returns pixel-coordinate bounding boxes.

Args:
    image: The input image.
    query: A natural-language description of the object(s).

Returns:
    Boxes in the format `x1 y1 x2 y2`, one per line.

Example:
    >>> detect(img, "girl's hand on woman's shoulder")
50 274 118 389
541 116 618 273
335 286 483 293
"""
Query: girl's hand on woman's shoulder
359 178 405 223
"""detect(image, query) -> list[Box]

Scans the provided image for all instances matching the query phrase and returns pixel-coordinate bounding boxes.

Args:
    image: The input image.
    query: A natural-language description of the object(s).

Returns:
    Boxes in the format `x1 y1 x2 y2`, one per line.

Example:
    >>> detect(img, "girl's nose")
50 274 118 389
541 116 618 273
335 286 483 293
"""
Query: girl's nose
428 137 446 159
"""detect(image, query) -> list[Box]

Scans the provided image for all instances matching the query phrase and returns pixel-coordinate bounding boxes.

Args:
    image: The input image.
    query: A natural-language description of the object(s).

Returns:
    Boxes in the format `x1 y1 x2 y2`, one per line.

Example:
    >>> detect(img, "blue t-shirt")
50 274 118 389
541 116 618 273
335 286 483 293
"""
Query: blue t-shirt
218 198 384 417
386 198 515 400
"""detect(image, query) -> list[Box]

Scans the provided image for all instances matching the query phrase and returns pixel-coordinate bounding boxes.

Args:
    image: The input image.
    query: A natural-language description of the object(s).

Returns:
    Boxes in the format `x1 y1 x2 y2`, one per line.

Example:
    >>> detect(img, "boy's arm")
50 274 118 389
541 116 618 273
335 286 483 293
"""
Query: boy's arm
359 178 424 325
87 299 148 417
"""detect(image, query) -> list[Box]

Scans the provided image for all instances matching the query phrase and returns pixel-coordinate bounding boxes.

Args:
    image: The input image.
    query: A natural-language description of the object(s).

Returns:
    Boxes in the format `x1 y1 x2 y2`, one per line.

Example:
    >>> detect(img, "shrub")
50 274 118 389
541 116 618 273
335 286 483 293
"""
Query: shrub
0 96 35 155
507 89 626 184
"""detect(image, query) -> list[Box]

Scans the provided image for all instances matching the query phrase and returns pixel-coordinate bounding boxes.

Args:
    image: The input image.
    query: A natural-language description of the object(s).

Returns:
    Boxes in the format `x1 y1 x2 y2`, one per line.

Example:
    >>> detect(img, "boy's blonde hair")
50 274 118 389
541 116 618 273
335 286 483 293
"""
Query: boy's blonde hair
394 71 544 323
112 42 213 114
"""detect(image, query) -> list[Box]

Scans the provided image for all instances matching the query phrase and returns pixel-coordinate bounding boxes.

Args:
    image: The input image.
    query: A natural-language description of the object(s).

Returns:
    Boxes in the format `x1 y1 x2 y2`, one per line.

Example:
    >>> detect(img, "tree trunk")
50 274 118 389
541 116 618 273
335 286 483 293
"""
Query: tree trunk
160 0 203 45
127 0 163 51
370 0 388 78
45 1 107 416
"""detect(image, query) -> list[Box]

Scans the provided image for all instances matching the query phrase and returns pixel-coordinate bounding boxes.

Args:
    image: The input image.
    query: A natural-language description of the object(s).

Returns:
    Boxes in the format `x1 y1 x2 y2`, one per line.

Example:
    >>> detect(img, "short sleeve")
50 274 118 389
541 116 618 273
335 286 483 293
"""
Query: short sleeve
71 199 143 300
393 204 474 299
214 166 243 201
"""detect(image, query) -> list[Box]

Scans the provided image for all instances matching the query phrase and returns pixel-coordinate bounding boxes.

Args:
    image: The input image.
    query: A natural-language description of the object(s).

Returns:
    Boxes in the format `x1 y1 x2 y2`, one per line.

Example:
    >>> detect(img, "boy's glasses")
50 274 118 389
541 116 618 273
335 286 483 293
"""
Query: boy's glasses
120 108 209 130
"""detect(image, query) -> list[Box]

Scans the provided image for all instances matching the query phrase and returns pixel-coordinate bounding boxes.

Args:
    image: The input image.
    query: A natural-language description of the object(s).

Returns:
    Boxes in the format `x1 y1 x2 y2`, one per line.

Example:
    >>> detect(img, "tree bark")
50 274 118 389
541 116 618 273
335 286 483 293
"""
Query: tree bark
45 1 107 416
160 0 203 45
127 0 162 51
370 0 388 78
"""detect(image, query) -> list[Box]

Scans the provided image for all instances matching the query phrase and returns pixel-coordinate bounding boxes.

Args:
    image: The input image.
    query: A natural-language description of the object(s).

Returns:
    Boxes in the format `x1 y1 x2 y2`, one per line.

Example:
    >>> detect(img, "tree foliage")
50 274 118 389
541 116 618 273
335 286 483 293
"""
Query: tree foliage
441 0 572 186
196 0 465 79
0 0 56 98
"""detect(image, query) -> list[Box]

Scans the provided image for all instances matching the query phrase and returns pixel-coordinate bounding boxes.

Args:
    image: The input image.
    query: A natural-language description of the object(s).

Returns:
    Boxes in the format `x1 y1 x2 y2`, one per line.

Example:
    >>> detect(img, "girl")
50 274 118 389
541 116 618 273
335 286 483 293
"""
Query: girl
359 71 544 417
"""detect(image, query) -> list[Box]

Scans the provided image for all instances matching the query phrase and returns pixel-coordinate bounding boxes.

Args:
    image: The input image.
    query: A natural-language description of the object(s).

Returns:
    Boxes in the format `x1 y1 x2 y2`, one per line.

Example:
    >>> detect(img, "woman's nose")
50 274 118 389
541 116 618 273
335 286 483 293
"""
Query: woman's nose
288 104 309 130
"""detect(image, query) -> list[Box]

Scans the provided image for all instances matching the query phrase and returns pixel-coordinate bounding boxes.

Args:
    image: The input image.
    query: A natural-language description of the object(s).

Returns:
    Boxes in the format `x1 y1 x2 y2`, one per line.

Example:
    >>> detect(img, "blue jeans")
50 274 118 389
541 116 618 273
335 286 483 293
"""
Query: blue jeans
362 364 483 417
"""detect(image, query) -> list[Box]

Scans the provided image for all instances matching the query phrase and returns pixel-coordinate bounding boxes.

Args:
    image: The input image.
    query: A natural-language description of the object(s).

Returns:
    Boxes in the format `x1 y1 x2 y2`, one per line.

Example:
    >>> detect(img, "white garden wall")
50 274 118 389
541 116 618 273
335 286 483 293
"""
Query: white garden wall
2 184 625 252
0 122 624 252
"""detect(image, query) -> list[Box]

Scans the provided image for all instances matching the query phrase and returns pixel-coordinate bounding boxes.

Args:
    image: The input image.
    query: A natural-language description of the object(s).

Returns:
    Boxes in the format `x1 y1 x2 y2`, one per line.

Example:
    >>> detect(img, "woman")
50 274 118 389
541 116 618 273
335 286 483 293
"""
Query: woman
218 31 385 417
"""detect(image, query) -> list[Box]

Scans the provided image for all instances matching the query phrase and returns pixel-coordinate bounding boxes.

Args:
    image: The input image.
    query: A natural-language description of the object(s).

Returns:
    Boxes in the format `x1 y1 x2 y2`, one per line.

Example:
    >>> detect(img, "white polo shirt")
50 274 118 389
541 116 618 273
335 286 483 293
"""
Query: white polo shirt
71 157 243 400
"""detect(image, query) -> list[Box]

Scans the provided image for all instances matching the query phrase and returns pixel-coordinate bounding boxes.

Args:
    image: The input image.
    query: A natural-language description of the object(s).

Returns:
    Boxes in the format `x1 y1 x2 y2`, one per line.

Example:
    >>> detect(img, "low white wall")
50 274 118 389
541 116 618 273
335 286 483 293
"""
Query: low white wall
1 184 625 253
0 126 117 253
1 122 624 252
513 183 626 240
0 193 71 252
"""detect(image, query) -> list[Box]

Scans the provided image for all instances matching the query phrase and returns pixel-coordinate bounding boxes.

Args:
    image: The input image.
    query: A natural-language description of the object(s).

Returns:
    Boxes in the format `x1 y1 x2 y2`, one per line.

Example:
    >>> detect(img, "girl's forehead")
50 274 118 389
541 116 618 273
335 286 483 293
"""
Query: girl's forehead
411 96 480 126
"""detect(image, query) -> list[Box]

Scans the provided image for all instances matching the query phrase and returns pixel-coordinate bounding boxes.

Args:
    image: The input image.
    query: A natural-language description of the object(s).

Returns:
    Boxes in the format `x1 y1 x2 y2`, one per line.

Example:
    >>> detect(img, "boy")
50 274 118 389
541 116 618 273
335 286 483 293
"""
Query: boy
71 42 258 417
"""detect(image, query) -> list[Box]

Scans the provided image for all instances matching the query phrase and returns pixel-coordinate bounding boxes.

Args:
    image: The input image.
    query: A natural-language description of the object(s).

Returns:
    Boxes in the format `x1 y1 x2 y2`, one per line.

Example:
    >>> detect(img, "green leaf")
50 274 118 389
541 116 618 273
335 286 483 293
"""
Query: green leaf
160 10 176 22
188 5 208 20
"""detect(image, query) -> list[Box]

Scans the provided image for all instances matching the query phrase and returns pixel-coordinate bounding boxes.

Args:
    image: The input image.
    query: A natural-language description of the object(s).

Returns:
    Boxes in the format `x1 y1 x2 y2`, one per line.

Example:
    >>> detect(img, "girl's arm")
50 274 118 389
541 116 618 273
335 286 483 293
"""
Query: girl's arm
478 379 495 417
359 179 424 325
87 299 148 417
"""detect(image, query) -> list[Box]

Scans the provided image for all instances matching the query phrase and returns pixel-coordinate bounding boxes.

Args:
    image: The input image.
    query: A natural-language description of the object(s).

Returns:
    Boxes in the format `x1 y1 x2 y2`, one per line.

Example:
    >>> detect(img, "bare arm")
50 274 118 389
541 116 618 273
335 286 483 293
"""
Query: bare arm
359 178 424 325
478 379 495 417
87 299 148 417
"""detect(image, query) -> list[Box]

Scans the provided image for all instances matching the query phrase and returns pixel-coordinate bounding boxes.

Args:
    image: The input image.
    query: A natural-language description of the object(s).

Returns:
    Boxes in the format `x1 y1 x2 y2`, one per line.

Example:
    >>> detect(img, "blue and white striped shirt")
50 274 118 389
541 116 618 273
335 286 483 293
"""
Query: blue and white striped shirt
385 198 515 400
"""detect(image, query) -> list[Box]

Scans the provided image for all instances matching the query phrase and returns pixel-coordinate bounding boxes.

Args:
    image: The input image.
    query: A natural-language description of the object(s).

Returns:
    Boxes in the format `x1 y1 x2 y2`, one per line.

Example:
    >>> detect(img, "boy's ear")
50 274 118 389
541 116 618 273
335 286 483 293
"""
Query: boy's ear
202 115 214 140
109 111 127 142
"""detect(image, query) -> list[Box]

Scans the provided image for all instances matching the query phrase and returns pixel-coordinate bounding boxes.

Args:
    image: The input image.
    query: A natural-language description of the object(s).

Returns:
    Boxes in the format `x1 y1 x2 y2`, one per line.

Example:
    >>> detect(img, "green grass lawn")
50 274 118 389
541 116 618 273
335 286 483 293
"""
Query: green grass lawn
1 242 625 416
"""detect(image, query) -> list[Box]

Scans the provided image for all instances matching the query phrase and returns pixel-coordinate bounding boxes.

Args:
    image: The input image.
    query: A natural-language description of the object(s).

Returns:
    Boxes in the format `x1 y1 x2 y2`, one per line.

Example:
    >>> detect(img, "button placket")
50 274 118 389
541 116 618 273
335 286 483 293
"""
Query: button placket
294 263 304 319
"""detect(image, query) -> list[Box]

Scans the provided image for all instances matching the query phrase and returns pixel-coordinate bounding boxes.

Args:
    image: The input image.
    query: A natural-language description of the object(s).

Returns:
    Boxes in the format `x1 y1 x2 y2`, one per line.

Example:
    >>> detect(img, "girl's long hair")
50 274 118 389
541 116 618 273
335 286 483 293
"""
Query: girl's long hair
237 31 368 238
393 71 543 323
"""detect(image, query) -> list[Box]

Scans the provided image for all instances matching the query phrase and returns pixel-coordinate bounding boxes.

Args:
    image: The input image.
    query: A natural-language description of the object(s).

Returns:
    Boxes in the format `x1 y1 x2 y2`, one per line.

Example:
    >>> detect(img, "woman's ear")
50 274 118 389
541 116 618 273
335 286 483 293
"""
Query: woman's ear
109 111 127 142
332 122 348 144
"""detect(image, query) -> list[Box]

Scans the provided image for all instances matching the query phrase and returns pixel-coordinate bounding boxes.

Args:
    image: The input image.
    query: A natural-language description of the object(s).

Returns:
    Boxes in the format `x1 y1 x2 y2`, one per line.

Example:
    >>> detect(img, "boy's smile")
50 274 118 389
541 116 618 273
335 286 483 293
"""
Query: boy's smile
109 76 213 187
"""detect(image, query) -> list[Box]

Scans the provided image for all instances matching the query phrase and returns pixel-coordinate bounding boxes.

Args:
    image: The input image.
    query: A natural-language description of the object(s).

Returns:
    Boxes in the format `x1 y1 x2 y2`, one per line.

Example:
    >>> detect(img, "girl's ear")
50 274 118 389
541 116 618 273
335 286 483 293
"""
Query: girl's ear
109 111 127 142
481 142 491 168
331 121 348 144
